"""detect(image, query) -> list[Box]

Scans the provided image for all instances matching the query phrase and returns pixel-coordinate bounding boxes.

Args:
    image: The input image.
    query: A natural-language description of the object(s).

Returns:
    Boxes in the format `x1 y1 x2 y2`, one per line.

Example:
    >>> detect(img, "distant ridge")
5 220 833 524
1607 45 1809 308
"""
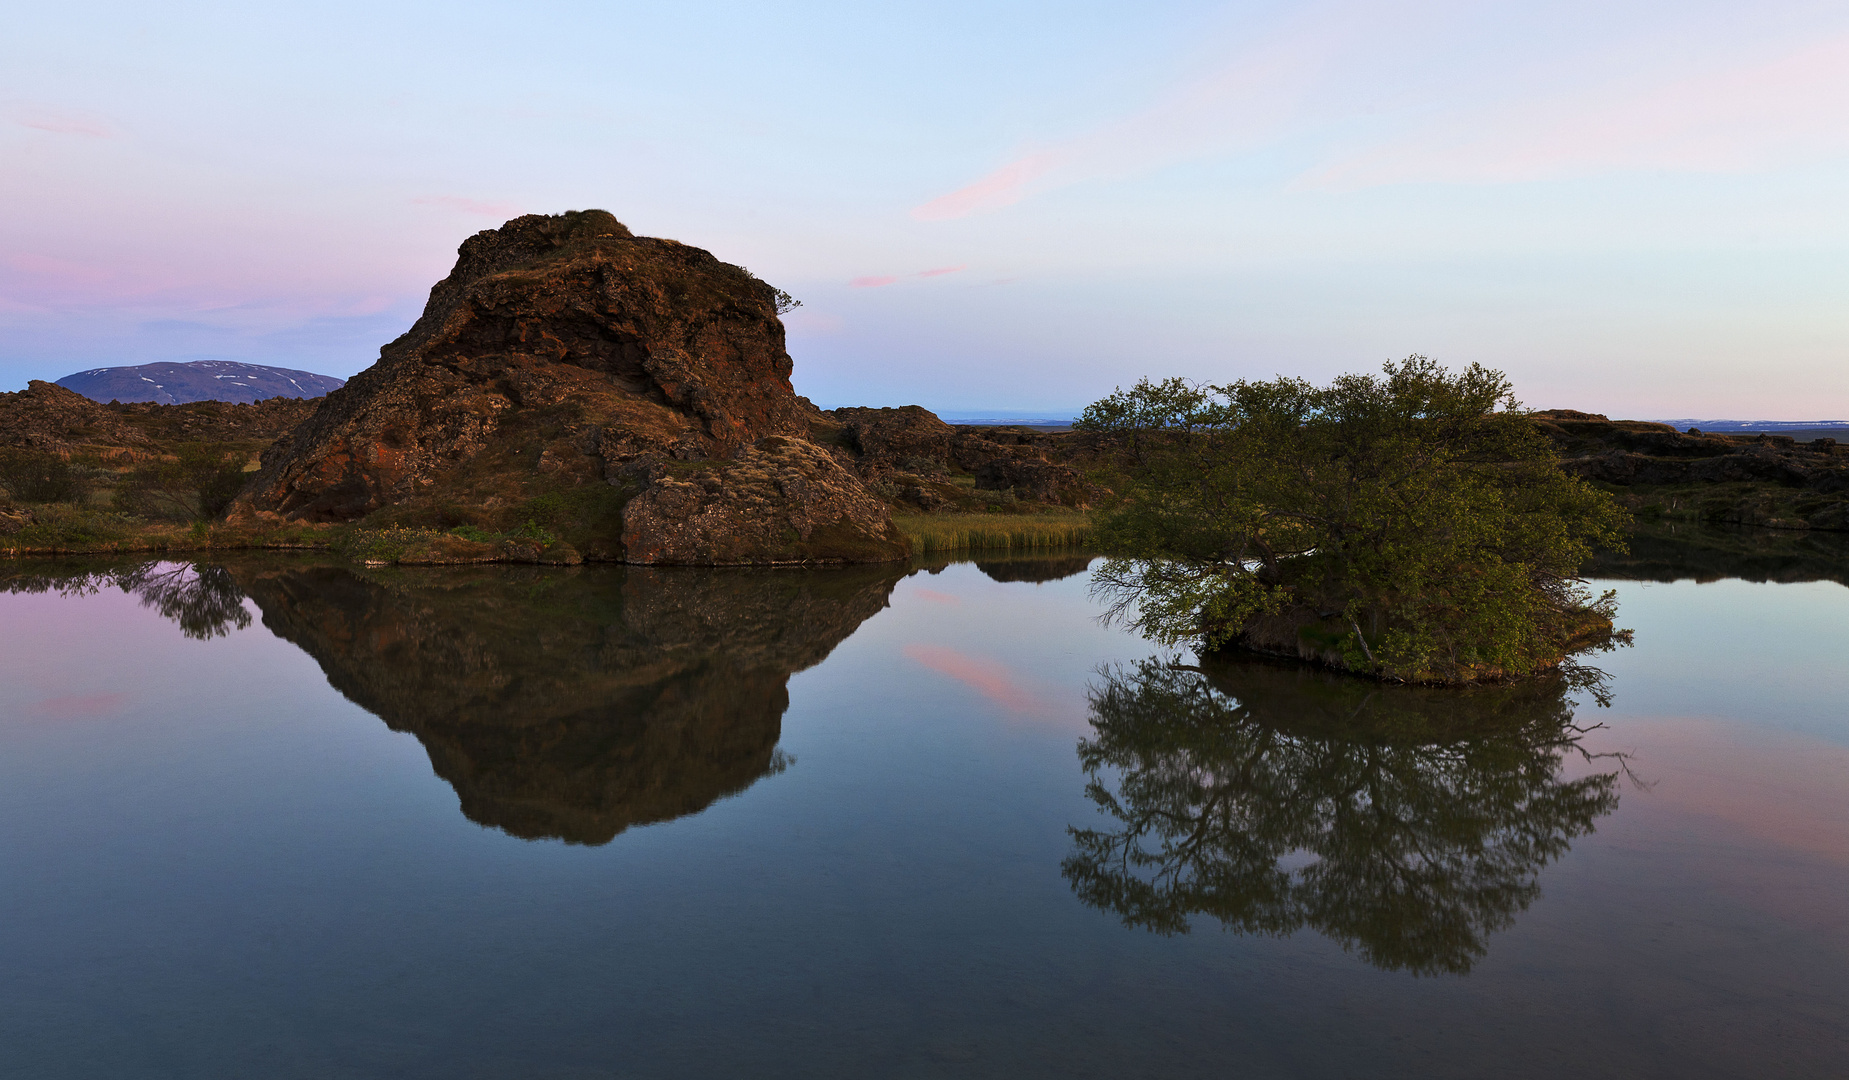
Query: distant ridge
1652 419 1849 433
55 360 345 405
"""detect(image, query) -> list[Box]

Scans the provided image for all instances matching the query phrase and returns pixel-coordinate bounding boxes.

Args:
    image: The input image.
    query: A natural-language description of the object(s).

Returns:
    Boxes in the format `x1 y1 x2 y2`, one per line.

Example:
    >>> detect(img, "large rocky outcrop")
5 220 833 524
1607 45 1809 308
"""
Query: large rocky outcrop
232 210 907 563
232 560 907 844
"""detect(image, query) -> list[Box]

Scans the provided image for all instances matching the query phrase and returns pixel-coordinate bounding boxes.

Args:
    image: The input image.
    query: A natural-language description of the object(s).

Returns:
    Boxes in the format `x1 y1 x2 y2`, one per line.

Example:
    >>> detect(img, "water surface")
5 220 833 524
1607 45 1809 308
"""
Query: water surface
0 536 1845 1078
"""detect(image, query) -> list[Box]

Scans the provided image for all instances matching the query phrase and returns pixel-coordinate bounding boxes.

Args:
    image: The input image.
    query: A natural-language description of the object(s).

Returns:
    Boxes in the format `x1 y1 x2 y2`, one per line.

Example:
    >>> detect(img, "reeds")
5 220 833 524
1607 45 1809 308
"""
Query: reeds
894 512 1094 554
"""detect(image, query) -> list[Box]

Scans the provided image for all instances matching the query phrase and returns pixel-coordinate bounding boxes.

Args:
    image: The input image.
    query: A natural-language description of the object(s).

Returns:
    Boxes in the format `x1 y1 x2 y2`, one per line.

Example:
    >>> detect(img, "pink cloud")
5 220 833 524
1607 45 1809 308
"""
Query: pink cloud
9 104 118 138
908 9 1346 221
848 266 967 288
29 692 129 719
912 154 1063 222
1307 33 1849 189
904 643 1038 714
411 195 520 217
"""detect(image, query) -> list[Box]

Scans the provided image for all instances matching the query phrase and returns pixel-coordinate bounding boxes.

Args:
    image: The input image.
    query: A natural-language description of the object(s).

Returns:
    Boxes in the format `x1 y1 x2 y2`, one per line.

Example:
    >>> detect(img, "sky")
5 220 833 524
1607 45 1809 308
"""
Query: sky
3 0 1846 419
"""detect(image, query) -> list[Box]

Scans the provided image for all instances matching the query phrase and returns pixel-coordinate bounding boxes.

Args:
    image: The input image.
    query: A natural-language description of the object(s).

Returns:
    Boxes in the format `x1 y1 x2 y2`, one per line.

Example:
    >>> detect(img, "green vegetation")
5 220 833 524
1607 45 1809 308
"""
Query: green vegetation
1076 357 1629 684
893 511 1093 554
114 443 250 521
0 447 90 504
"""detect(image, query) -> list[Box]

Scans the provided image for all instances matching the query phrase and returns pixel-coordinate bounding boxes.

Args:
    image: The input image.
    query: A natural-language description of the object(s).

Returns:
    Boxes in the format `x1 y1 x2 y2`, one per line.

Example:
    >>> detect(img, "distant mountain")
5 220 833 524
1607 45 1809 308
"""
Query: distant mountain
1653 418 1849 433
55 360 345 404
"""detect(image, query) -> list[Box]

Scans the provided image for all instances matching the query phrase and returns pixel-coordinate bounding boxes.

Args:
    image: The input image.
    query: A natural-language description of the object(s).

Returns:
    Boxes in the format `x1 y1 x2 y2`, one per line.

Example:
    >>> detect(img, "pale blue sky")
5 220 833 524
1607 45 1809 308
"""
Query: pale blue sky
3 0 1846 417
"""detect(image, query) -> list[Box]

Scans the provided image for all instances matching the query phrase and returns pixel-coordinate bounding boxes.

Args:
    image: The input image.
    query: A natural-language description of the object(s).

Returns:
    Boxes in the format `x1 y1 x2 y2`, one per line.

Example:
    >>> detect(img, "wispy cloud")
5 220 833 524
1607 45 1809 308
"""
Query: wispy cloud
910 8 1349 221
909 4 1849 216
411 195 520 217
848 265 967 288
6 103 119 138
1308 33 1849 188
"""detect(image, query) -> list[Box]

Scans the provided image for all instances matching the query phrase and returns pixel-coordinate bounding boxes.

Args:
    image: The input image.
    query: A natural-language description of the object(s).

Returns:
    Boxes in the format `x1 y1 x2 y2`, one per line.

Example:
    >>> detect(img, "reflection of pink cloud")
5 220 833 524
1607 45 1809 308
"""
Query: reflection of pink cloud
849 275 898 288
29 692 128 719
910 588 961 605
411 195 519 217
917 265 966 278
1615 718 1849 867
904 643 1037 714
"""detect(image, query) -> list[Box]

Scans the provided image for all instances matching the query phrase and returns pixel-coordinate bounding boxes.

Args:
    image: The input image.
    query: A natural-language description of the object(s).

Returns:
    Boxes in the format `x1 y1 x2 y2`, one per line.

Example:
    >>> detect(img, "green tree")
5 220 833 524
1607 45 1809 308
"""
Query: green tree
115 443 250 521
0 447 88 504
1075 357 1629 683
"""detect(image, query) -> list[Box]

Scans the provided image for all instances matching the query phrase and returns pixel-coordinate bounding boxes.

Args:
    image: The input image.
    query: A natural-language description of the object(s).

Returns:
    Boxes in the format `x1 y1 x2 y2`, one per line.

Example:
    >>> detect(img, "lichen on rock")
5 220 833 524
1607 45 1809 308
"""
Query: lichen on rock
621 436 910 565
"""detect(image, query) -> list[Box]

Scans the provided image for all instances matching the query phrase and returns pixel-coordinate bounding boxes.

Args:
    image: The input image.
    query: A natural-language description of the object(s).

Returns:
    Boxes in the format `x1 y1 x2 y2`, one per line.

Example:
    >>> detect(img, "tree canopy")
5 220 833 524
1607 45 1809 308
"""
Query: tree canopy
1075 357 1628 683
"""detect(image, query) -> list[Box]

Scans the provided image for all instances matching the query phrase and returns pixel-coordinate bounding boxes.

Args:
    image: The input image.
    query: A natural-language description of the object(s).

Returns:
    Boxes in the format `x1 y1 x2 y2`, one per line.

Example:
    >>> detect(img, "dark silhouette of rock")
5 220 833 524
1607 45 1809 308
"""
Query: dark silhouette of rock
55 360 344 405
231 211 904 562
972 554 1094 583
231 560 907 844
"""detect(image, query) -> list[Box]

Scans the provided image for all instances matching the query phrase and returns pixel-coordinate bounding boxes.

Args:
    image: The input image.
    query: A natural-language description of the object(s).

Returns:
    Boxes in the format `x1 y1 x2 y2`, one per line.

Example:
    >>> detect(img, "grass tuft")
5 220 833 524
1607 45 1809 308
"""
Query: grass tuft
894 512 1094 554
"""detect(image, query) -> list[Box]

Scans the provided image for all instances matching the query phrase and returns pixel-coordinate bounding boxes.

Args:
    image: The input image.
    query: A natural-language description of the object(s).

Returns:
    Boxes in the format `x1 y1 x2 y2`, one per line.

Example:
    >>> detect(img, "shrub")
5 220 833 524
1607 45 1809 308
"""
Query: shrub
0 447 88 503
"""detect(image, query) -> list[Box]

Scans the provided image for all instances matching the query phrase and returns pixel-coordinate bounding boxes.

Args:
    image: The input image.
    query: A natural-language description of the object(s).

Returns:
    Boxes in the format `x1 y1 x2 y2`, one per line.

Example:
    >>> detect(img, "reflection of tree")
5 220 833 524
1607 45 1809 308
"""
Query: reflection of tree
0 560 250 639
1065 657 1624 975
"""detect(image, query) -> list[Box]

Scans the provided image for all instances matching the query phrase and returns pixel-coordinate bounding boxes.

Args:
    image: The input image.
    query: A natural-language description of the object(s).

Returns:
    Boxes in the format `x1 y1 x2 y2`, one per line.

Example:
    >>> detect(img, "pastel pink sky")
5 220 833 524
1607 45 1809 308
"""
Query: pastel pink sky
3 1 1846 418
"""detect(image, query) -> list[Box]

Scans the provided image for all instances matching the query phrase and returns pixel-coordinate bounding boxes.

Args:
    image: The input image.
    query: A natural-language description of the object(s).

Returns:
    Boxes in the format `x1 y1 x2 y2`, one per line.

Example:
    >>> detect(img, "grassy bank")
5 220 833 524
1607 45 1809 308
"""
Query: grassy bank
893 511 1094 555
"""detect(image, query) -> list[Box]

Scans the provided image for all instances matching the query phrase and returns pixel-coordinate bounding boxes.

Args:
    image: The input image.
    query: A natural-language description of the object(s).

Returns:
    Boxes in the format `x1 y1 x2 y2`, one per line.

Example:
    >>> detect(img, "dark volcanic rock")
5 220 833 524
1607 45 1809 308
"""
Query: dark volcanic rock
621 435 910 565
972 456 1105 508
232 560 905 844
56 360 344 405
108 397 323 445
238 211 831 528
829 405 955 474
0 381 149 453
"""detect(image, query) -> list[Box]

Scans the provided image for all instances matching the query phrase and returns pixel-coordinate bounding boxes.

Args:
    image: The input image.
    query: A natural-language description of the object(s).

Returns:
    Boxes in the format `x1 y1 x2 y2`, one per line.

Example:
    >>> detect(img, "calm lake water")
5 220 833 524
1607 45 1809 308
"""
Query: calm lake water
1 530 1846 1078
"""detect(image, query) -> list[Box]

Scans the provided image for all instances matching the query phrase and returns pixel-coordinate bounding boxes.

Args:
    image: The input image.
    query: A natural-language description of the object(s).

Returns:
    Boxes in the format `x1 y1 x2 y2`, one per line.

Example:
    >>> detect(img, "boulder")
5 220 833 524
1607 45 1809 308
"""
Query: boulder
973 456 1105 509
0 381 149 453
829 405 955 474
621 436 911 565
238 210 818 523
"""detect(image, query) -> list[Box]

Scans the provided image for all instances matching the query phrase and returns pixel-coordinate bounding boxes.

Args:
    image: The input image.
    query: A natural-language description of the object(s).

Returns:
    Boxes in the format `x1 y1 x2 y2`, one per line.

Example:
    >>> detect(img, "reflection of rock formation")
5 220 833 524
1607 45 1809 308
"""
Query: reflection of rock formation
1587 522 1849 586
234 562 903 844
1065 657 1622 975
973 554 1094 584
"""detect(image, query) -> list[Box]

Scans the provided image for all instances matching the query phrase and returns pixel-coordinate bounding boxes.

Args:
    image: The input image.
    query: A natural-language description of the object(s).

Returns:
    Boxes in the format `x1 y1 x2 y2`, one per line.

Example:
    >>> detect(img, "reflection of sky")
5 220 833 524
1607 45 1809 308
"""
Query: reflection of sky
5 2 1849 418
1589 578 1849 744
0 561 1845 1074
